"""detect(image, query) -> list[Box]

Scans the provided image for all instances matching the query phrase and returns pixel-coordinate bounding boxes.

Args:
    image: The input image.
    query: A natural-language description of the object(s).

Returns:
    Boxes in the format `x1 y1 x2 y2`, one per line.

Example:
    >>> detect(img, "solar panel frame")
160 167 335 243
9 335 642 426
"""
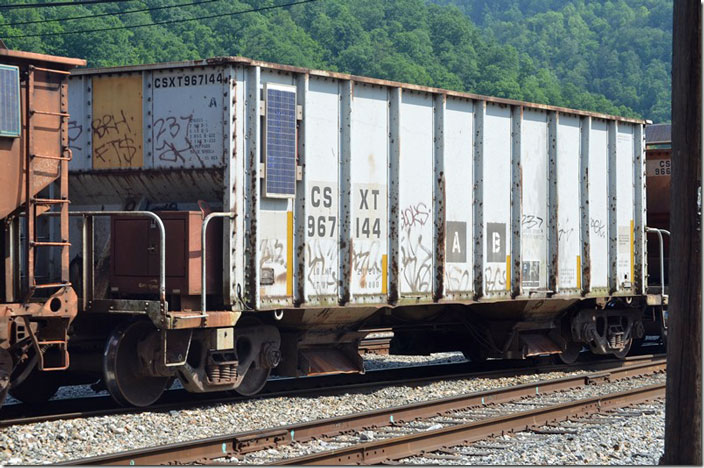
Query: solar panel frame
263 83 297 198
0 65 21 138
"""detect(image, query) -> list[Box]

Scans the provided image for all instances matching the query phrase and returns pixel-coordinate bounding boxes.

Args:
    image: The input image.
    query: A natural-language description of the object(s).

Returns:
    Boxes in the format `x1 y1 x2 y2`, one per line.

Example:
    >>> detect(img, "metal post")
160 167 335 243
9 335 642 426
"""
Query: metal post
81 215 94 310
664 0 703 463
58 211 167 306
646 227 670 298
201 212 235 315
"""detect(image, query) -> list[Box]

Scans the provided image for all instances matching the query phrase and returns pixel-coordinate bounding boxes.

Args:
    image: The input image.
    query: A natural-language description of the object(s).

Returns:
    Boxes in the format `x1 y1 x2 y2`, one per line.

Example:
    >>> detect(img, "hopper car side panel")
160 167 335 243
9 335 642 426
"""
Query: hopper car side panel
556 115 581 293
46 57 662 405
443 98 474 299
67 61 647 313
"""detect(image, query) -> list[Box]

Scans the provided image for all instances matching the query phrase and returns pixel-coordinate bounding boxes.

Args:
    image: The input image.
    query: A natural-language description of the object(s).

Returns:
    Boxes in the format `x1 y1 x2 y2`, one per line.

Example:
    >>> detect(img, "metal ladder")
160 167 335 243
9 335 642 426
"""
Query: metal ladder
24 64 73 371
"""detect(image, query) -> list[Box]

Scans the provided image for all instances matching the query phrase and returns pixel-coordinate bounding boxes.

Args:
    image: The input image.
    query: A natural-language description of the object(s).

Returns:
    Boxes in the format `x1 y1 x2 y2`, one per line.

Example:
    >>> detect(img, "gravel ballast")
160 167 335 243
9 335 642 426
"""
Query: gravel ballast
234 373 665 465
398 400 664 465
0 353 664 465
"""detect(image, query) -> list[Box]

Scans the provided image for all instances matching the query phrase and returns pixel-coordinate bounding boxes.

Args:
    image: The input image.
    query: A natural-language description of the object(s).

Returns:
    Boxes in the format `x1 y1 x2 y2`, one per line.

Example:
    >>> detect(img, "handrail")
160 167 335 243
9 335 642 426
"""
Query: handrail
646 227 671 298
56 211 167 305
200 212 235 316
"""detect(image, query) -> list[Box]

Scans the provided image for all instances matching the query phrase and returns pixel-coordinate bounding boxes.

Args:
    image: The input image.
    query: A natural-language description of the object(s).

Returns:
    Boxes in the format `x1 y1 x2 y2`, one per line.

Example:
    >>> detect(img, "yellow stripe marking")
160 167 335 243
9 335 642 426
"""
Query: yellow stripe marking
576 255 582 290
381 254 388 295
506 255 511 291
630 219 634 286
286 211 294 297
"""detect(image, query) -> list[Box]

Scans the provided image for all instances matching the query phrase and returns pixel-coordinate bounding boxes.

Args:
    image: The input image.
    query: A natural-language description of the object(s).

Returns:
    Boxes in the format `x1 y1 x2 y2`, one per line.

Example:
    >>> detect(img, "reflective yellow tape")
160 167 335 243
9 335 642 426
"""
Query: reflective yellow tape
506 255 511 291
576 255 582 289
286 211 293 297
381 254 388 295
630 219 634 287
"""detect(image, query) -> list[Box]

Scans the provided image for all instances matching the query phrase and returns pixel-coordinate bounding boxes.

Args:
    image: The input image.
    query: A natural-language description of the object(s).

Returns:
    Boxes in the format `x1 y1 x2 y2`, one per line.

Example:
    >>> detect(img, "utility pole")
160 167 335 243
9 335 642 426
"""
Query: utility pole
663 0 702 464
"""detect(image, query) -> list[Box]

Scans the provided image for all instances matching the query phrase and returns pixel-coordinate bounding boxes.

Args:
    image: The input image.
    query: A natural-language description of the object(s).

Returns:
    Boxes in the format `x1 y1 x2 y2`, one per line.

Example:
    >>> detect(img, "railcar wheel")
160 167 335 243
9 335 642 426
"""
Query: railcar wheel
461 346 488 363
8 367 61 404
232 316 272 396
612 338 633 360
557 341 582 365
0 349 12 407
103 320 169 407
234 367 270 396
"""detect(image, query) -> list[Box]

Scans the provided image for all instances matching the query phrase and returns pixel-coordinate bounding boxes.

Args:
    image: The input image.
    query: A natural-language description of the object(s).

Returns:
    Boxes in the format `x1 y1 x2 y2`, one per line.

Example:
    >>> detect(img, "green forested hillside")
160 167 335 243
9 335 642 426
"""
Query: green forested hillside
1 0 670 120
434 0 672 122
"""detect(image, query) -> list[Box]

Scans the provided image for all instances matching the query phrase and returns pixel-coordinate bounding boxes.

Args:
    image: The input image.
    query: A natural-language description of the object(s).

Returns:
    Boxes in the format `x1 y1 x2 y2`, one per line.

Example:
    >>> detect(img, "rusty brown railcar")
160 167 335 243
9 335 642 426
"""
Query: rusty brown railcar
645 124 671 286
0 49 85 406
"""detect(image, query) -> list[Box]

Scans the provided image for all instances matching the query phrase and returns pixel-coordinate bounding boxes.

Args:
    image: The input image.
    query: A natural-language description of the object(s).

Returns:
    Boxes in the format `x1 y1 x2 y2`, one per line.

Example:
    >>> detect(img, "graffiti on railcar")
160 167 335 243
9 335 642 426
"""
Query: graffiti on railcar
91 74 143 169
306 239 337 294
153 114 212 166
591 217 607 239
151 68 224 169
446 266 471 292
400 202 432 293
306 183 338 297
68 120 83 152
92 110 139 166
352 240 383 290
352 183 386 294
485 222 508 292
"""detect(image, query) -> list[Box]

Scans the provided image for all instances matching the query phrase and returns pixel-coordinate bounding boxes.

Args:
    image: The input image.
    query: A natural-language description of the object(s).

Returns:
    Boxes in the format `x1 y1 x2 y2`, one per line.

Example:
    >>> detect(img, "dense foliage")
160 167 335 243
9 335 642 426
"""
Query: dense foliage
434 0 672 122
1 0 671 120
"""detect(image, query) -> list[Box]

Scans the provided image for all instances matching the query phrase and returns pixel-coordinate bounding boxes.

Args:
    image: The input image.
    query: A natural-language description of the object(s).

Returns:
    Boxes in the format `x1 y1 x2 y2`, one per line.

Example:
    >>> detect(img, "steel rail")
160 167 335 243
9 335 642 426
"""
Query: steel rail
279 383 666 465
358 337 391 355
60 357 665 466
4 354 662 428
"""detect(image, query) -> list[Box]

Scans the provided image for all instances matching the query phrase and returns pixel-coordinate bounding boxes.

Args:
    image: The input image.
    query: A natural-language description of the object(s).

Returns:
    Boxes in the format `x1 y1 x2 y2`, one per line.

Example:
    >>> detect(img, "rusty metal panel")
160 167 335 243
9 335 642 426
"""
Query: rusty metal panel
110 211 222 296
0 64 69 219
243 66 261 309
232 66 246 306
91 74 143 169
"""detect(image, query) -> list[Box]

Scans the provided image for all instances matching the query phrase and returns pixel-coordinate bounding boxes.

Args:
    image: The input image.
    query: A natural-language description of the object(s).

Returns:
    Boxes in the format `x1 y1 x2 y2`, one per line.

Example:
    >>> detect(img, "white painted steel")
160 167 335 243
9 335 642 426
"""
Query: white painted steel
482 104 512 297
349 84 389 303
303 77 340 302
588 119 609 291
443 98 474 298
616 124 635 290
151 67 226 169
520 109 549 291
67 76 91 171
398 91 434 297
67 61 647 312
556 115 581 292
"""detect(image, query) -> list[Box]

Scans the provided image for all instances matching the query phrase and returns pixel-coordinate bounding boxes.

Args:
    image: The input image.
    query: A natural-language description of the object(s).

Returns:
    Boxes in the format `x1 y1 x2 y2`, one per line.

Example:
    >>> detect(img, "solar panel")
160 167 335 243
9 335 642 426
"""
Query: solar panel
264 84 297 198
0 65 20 138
